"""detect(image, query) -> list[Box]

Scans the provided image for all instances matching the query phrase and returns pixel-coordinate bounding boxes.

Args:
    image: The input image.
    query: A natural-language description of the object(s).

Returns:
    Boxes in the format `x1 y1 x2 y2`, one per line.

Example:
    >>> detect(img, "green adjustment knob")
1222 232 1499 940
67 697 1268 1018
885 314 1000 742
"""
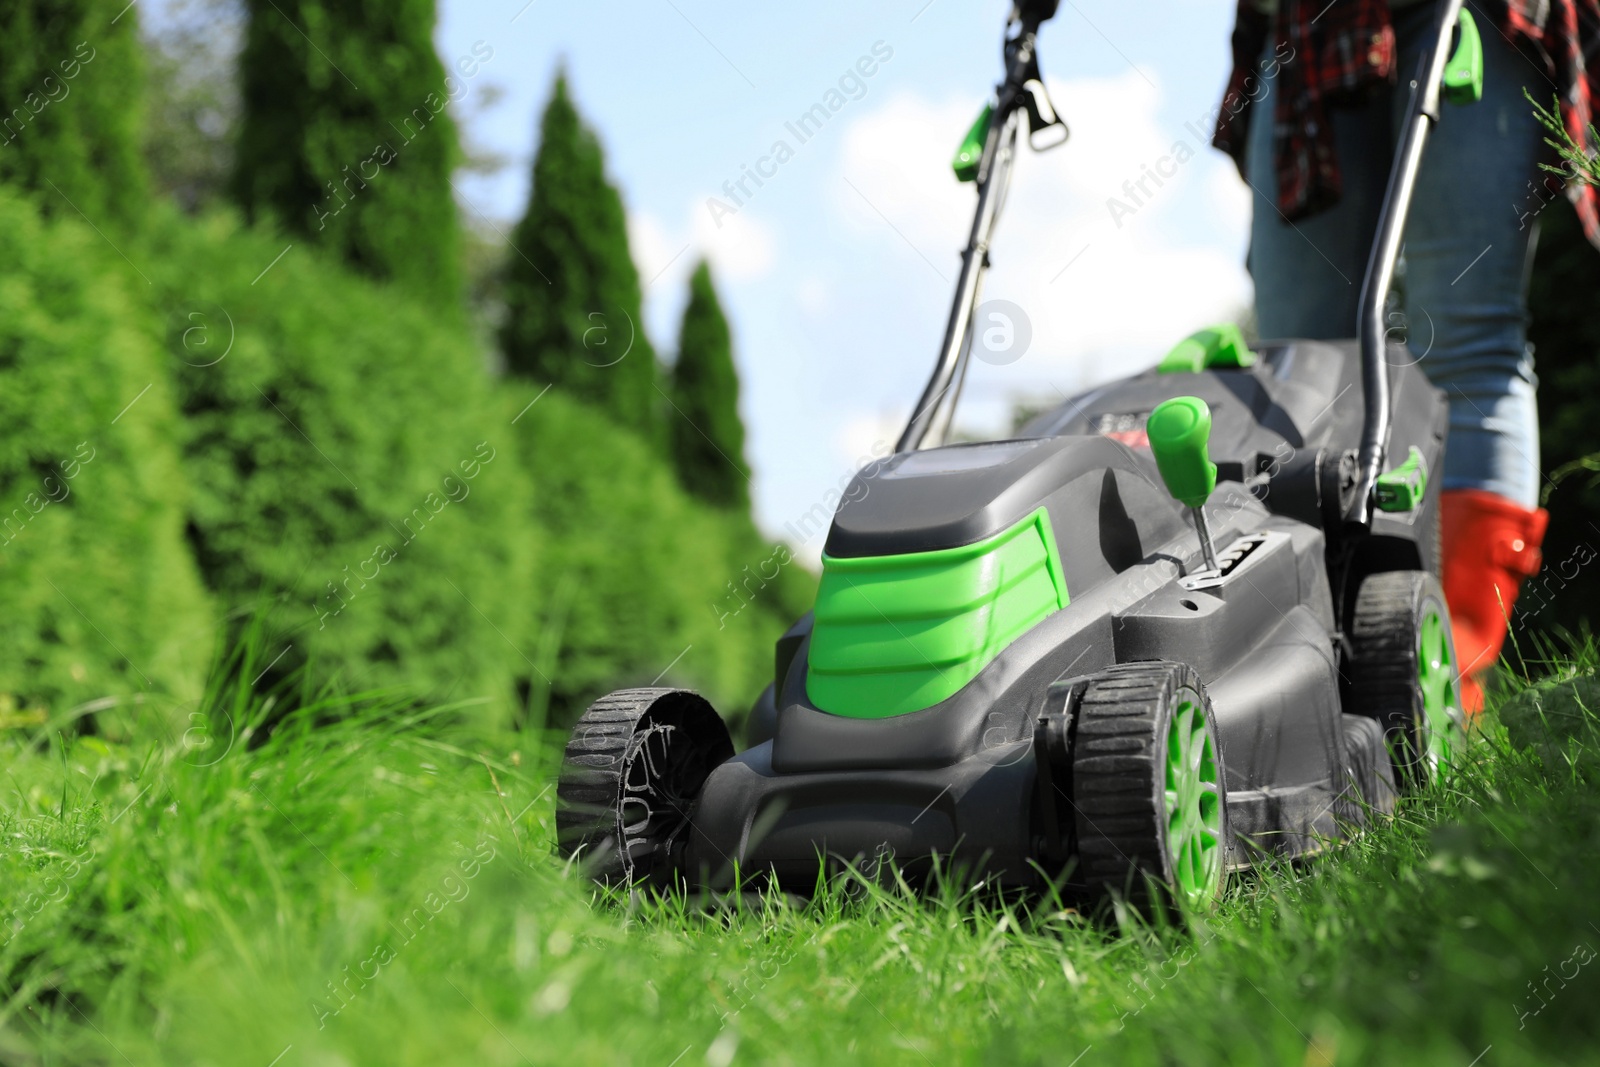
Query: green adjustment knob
952 102 993 183
1147 396 1218 509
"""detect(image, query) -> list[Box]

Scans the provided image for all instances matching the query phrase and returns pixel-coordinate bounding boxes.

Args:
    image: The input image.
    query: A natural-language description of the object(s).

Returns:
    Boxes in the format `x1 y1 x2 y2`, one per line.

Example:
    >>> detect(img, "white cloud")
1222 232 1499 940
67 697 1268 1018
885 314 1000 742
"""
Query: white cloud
628 210 680 290
795 276 830 317
835 409 901 471
1203 158 1254 240
629 204 779 358
629 202 778 296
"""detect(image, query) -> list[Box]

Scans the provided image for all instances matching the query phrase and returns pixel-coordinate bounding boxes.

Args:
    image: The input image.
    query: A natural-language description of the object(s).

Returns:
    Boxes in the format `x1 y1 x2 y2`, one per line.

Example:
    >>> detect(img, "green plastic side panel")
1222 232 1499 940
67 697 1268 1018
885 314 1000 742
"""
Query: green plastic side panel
1443 9 1484 106
953 103 994 183
807 508 1070 719
1158 323 1256 374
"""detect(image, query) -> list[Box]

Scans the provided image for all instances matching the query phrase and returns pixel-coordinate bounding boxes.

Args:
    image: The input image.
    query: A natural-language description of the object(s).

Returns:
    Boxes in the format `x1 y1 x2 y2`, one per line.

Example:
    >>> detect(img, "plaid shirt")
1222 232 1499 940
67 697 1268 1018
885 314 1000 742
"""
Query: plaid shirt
1213 0 1600 247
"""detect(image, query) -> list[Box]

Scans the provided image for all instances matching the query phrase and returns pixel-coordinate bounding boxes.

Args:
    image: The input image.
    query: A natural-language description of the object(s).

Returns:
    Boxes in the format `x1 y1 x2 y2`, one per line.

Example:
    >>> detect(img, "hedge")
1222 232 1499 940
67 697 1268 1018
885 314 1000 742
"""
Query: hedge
0 187 211 717
142 206 533 718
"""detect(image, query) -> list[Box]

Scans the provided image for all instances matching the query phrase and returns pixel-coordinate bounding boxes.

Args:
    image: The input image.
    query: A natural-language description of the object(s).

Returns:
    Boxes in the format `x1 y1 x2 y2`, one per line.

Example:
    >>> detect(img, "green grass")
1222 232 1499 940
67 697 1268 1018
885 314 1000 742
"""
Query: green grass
6 645 1600 1066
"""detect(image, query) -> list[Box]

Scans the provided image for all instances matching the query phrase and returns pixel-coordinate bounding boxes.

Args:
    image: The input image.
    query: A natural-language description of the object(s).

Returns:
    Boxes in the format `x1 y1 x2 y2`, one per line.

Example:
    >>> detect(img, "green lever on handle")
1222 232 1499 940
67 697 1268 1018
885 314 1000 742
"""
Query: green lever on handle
1443 9 1484 106
1147 396 1217 509
952 102 994 183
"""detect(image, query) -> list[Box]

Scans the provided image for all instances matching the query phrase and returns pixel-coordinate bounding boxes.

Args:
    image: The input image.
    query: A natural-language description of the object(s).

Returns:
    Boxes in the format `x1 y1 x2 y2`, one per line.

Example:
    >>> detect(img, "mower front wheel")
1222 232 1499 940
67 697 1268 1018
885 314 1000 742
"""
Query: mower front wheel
555 688 734 887
1070 661 1229 914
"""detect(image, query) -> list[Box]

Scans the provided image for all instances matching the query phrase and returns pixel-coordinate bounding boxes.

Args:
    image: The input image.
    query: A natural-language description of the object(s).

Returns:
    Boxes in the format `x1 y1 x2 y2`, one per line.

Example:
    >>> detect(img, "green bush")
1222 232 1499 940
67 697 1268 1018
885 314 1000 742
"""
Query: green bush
0 2 810 729
508 384 810 726
82 198 806 731
0 188 211 715
142 206 533 720
0 0 148 227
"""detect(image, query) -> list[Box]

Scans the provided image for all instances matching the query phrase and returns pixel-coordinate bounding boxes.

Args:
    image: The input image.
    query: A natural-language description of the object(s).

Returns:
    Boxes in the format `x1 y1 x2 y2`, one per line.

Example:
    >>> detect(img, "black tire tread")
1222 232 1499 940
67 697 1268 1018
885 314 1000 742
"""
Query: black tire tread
1347 570 1453 788
554 687 732 886
1070 661 1226 907
1349 572 1426 717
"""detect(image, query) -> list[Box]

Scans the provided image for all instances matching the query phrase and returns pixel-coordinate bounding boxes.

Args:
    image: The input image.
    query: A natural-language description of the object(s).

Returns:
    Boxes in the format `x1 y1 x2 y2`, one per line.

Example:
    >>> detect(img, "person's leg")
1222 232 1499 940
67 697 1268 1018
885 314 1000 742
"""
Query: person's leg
1247 42 1392 340
1391 3 1549 708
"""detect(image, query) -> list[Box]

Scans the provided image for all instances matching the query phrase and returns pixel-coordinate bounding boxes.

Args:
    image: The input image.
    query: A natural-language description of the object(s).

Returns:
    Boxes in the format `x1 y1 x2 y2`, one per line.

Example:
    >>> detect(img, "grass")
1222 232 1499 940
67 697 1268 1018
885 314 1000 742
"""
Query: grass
5 642 1600 1065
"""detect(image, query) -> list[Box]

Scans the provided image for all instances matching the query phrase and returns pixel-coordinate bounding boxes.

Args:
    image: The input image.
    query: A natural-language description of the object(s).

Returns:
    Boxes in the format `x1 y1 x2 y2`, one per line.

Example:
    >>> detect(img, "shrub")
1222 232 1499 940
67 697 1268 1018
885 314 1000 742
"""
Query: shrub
0 0 148 226
142 205 533 720
0 188 211 715
508 384 809 727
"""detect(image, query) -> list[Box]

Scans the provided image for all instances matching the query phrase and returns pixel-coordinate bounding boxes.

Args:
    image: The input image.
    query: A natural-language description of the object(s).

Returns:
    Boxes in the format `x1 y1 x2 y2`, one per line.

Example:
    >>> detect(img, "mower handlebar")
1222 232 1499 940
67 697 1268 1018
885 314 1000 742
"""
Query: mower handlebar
1012 0 1059 26
897 0 1056 454
1348 0 1469 526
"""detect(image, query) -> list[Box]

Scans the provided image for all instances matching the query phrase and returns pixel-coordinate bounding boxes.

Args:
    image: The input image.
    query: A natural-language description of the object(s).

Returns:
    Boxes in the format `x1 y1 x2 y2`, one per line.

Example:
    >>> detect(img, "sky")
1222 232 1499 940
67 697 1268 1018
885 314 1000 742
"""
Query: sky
156 0 1259 567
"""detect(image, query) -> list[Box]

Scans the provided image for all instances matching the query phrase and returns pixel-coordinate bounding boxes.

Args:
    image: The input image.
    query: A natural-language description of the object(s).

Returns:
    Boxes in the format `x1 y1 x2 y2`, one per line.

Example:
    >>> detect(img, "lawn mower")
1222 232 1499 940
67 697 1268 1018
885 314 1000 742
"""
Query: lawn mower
556 0 1482 911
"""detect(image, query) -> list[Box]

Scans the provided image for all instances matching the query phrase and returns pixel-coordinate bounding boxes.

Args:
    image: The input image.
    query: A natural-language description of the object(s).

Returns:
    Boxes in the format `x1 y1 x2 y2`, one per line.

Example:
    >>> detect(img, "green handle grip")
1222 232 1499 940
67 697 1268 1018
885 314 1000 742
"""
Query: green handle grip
1443 9 1484 106
1157 322 1256 375
1147 396 1217 509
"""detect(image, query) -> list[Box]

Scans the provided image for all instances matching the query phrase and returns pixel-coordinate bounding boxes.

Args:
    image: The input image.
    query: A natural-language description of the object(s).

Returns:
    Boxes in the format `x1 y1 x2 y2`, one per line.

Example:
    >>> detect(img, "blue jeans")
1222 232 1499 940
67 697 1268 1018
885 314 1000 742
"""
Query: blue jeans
1246 3 1544 508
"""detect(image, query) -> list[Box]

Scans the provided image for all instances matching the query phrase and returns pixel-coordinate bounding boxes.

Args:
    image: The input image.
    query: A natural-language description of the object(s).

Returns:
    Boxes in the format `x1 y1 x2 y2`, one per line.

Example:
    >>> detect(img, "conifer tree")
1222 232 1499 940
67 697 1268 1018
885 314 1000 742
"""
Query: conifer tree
0 0 146 225
500 74 658 433
669 260 749 509
231 0 463 306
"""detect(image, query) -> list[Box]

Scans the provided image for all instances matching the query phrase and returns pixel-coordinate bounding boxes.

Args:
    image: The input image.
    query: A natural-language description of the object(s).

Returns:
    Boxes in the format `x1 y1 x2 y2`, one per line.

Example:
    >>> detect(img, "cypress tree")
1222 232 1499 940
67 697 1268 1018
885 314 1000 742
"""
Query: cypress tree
669 260 749 509
501 74 658 434
0 0 146 226
231 0 462 306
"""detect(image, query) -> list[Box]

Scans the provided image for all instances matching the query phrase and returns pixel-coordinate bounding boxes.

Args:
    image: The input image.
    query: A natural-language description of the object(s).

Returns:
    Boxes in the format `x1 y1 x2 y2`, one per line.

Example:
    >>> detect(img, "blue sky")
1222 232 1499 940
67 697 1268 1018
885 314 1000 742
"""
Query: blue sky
170 0 1260 566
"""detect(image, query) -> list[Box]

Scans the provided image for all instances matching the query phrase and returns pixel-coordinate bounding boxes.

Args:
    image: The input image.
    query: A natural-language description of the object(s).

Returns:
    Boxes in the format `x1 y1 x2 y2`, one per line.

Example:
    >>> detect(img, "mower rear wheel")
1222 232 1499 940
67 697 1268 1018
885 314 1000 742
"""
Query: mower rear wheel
1347 570 1462 789
1071 661 1228 913
555 688 733 886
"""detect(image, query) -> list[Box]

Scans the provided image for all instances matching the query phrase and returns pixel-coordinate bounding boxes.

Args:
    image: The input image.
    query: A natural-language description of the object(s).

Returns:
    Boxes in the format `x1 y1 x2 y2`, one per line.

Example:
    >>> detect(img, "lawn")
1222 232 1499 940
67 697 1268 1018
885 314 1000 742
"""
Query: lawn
5 640 1600 1066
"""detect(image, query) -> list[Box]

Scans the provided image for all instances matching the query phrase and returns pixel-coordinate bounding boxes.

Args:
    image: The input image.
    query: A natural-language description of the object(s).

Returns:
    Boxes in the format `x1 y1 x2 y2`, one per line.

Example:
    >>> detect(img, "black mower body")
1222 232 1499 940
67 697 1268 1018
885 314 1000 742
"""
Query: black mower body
687 339 1447 889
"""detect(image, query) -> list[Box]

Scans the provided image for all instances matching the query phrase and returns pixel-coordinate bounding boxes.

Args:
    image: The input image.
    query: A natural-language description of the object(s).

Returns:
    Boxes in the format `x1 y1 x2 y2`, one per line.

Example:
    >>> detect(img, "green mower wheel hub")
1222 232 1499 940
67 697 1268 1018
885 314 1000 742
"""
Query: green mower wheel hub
1165 696 1224 909
1418 607 1459 773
